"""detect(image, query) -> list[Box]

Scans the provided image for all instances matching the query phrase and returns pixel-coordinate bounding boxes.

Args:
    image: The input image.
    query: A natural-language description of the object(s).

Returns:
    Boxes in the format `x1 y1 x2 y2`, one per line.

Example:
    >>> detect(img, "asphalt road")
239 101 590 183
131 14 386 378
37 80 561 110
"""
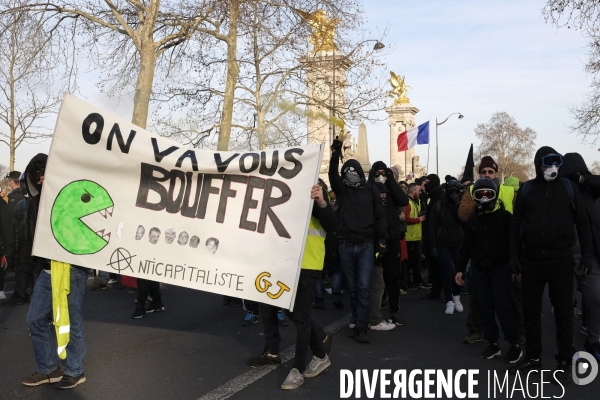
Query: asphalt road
1 270 599 400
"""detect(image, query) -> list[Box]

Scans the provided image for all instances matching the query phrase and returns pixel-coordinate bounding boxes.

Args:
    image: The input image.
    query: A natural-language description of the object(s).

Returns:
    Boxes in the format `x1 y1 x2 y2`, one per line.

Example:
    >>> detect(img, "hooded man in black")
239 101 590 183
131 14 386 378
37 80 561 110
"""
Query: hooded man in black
368 161 409 326
509 146 593 382
560 152 600 362
329 140 386 343
421 174 444 300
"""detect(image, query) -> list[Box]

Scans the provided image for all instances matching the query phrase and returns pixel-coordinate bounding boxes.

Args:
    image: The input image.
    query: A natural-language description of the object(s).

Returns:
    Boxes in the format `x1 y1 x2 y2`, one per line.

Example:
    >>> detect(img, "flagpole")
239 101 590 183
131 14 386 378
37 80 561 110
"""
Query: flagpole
435 112 464 175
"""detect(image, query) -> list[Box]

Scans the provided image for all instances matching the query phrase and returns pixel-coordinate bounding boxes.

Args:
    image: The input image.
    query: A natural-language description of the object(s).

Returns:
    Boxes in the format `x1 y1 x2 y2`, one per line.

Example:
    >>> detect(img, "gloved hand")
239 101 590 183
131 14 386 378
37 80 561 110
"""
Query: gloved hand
582 257 594 279
331 139 342 154
509 256 522 275
385 168 395 182
376 240 387 259
430 247 438 260
1 255 7 270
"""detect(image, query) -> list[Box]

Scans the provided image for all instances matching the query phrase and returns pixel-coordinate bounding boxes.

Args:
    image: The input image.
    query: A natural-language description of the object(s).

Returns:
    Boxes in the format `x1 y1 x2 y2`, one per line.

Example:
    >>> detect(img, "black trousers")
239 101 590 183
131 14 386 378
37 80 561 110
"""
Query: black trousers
466 264 482 334
471 263 519 344
521 255 574 361
243 299 260 315
406 240 423 286
260 274 326 372
136 279 161 304
381 239 401 313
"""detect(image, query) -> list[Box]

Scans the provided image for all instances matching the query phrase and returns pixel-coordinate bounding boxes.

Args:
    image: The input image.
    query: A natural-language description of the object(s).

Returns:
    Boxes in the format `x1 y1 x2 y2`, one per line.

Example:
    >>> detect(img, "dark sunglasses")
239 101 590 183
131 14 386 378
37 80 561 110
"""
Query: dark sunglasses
540 154 563 168
473 188 497 201
373 170 386 177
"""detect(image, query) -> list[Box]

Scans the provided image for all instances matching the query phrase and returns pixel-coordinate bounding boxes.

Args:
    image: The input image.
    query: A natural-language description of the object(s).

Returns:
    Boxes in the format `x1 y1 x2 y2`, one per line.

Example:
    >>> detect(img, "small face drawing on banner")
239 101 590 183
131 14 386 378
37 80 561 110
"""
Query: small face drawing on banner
178 231 189 246
189 235 200 248
206 237 219 254
165 228 176 244
149 227 161 244
135 225 145 240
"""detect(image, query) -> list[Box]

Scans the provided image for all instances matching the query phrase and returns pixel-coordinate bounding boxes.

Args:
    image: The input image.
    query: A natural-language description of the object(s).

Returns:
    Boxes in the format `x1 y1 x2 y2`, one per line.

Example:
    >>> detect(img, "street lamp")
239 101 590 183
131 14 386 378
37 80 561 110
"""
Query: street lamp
436 112 464 175
331 40 385 143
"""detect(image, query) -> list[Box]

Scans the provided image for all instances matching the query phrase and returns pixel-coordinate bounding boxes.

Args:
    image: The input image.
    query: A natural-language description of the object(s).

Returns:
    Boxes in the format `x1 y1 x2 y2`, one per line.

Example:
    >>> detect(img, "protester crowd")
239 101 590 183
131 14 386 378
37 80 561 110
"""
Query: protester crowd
1 141 600 391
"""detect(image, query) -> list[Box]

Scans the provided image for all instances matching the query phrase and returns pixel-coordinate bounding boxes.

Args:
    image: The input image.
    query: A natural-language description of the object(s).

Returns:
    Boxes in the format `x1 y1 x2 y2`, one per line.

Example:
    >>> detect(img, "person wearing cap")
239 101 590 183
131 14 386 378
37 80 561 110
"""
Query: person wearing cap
329 139 386 343
0 171 26 304
368 162 409 327
508 147 593 383
455 178 523 364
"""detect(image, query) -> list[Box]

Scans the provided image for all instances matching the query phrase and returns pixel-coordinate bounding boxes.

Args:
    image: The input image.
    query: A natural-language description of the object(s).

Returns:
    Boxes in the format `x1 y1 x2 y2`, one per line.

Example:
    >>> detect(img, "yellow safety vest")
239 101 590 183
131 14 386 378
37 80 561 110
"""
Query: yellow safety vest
406 199 422 241
301 216 327 271
51 261 71 360
470 184 514 214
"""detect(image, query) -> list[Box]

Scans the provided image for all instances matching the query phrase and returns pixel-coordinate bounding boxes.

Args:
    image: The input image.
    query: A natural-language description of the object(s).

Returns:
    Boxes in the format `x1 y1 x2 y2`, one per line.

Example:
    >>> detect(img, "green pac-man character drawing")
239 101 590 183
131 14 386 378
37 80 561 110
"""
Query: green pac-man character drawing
51 180 114 255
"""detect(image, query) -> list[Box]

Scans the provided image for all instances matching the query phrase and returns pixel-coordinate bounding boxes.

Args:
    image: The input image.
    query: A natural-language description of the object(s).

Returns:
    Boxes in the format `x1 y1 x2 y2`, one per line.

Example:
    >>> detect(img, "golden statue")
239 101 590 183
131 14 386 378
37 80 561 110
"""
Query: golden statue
293 8 338 51
389 71 411 105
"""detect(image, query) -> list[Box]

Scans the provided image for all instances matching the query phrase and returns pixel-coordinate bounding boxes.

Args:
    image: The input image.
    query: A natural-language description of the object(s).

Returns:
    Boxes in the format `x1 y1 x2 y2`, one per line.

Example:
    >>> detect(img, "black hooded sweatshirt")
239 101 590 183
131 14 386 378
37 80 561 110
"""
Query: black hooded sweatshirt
423 174 444 247
329 153 386 243
560 152 600 256
509 146 593 260
367 161 409 240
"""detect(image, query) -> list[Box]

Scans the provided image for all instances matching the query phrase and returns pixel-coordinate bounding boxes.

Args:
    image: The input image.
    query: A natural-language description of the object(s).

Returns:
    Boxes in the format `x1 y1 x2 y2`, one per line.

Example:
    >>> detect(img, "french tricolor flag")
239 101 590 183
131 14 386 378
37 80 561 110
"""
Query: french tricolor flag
397 121 430 152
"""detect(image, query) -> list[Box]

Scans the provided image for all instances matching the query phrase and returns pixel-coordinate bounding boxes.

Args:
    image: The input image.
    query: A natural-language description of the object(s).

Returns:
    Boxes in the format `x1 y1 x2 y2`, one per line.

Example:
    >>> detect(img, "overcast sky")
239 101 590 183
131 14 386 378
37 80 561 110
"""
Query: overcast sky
3 0 597 178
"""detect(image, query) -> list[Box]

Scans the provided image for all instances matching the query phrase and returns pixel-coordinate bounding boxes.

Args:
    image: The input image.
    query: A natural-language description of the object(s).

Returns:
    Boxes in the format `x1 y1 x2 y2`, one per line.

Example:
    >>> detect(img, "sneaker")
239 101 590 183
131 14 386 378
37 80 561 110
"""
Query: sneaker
0 291 5 300
452 295 464 312
481 344 501 359
247 348 281 367
553 360 572 385
107 278 118 284
92 282 107 291
390 312 407 326
21 368 63 386
584 340 600 363
574 307 582 319
445 301 455 315
304 354 331 378
504 345 523 364
348 317 356 329
333 300 344 309
322 332 333 355
242 312 258 326
325 287 333 295
421 293 440 300
355 330 369 343
281 368 304 390
399 288 407 295
420 282 432 289
146 301 165 313
508 357 542 375
277 310 288 327
370 321 396 331
463 331 483 344
55 374 86 389
131 304 146 319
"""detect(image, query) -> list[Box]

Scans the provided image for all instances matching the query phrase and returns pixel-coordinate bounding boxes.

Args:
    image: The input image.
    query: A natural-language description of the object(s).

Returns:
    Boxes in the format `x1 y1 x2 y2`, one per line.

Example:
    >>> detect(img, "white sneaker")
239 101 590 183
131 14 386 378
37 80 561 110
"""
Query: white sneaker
370 321 396 331
445 301 455 315
349 317 356 329
281 368 304 390
325 288 332 295
304 354 331 378
453 295 463 312
0 291 5 300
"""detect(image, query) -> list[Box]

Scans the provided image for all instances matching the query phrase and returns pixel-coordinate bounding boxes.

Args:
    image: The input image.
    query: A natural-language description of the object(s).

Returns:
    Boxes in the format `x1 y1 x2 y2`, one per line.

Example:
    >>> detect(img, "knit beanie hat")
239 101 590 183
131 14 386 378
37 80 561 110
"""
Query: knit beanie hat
479 156 498 173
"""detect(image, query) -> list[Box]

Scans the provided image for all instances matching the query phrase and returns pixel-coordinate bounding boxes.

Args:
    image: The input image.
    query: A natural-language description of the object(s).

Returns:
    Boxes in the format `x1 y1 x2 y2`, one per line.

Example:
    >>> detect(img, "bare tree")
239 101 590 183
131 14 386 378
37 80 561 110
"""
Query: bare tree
475 111 537 181
543 1 600 143
0 0 69 170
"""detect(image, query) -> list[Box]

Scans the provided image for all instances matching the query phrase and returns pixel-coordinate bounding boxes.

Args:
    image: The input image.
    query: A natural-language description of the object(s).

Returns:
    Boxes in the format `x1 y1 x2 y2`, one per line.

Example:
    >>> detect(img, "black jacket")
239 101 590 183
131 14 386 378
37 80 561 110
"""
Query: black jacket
423 186 445 247
509 146 593 260
329 154 386 243
560 152 600 257
367 161 409 240
458 206 512 272
21 154 48 273
1 187 25 263
429 196 464 248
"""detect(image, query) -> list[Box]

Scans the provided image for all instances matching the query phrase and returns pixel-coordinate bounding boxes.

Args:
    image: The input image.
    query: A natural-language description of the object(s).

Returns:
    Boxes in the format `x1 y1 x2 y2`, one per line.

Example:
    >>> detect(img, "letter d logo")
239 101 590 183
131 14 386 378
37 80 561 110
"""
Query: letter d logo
572 351 599 385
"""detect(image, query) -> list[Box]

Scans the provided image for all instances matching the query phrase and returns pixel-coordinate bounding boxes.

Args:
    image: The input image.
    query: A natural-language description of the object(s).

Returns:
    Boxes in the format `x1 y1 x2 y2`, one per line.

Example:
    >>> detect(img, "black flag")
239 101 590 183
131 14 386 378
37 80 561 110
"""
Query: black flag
463 144 475 182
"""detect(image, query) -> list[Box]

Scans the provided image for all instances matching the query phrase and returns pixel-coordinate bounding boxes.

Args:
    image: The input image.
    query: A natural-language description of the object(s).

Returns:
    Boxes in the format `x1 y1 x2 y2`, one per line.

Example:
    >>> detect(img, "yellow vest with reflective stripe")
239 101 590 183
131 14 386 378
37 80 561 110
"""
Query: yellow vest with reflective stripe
51 261 71 360
406 199 422 241
470 184 514 214
301 216 327 271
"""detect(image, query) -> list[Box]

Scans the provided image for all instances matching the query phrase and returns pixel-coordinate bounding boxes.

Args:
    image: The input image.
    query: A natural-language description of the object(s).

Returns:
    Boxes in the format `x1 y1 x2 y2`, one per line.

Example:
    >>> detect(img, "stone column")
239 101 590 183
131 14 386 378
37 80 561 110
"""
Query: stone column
301 50 351 183
386 103 419 177
356 122 371 174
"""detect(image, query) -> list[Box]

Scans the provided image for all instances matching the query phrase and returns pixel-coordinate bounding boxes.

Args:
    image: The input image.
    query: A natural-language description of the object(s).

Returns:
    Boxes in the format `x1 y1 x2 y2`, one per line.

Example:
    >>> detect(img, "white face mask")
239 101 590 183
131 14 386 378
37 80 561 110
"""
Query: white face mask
375 175 387 184
543 165 559 181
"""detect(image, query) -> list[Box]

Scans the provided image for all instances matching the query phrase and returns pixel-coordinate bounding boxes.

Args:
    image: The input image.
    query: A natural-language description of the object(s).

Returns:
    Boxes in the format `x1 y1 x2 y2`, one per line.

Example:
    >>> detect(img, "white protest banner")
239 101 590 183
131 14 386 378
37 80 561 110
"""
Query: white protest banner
33 95 323 309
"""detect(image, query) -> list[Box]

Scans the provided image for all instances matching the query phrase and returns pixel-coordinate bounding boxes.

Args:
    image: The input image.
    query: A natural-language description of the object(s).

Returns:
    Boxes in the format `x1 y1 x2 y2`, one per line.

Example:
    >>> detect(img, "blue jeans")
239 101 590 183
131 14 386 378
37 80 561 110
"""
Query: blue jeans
339 240 374 331
314 261 343 305
27 267 87 376
437 245 461 302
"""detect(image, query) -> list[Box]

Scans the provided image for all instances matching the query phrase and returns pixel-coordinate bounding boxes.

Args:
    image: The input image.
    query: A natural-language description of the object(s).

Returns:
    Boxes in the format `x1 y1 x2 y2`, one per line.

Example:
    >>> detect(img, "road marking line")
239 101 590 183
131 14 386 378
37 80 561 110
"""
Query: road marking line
197 313 351 400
